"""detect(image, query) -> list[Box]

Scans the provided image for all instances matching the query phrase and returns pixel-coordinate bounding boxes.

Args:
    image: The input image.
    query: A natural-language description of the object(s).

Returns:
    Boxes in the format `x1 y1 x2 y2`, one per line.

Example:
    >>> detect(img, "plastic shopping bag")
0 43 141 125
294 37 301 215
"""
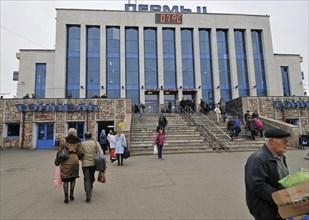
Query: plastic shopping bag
153 145 158 154
53 167 62 190
97 171 106 183
278 168 309 188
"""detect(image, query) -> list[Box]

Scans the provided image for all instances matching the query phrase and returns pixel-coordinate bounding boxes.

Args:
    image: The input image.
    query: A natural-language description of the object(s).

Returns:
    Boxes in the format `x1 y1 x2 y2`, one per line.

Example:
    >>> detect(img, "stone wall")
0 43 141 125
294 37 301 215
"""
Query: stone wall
0 98 131 149
227 96 309 147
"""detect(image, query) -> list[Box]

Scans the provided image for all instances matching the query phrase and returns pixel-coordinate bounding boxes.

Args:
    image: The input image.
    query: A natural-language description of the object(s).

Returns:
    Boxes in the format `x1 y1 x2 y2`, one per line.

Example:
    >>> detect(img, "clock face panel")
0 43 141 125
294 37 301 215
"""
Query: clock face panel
155 14 183 24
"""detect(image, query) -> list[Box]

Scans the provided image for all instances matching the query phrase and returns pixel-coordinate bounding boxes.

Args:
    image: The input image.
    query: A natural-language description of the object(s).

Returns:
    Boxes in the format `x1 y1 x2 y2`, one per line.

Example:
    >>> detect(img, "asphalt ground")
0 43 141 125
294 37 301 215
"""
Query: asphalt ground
0 149 308 220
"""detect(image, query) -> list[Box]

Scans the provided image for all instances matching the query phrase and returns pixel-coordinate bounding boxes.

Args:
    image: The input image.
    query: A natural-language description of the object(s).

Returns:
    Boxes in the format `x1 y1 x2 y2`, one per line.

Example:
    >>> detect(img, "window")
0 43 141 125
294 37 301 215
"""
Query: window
86 26 100 98
199 29 214 107
144 28 158 88
66 25 81 98
106 27 120 98
234 30 249 96
7 123 20 137
163 28 177 88
281 66 291 96
35 63 46 98
181 28 195 88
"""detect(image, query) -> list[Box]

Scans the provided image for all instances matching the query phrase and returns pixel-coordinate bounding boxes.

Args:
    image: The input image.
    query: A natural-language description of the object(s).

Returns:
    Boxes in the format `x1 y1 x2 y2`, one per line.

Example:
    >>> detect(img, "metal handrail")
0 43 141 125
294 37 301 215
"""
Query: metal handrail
180 107 229 152
190 107 233 142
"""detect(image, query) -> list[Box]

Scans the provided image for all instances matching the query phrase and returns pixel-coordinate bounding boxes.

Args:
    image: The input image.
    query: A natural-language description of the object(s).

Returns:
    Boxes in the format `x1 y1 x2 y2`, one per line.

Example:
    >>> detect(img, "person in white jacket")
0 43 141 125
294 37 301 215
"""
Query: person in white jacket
115 128 127 166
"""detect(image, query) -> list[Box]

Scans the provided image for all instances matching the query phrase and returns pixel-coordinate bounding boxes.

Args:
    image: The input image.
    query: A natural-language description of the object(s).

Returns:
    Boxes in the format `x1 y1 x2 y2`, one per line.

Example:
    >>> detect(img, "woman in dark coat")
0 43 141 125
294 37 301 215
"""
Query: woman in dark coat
57 128 84 203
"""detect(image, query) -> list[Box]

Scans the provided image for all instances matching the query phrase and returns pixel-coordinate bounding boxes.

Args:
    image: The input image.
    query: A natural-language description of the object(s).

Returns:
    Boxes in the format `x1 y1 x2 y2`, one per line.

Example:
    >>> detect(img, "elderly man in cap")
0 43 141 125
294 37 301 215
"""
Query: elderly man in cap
245 128 290 220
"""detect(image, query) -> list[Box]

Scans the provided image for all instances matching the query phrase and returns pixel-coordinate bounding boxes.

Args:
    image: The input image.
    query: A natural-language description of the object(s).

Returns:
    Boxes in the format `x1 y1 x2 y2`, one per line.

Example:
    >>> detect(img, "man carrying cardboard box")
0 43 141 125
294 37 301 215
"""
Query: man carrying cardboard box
245 128 291 220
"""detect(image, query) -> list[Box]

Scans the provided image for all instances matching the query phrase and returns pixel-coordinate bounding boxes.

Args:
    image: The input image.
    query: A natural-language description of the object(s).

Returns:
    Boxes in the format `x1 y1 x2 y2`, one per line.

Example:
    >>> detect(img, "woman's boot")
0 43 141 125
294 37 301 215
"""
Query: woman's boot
69 189 74 201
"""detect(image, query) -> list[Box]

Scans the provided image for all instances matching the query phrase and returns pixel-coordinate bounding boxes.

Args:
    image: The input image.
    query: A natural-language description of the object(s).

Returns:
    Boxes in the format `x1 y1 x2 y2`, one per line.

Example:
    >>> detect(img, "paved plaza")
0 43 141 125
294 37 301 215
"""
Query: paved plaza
0 149 308 220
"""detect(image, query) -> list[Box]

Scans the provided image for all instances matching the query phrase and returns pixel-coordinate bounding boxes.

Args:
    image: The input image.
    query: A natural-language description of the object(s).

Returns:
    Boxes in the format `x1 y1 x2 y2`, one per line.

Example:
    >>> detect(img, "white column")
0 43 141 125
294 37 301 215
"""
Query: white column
157 27 164 107
120 26 126 98
211 28 220 104
175 27 183 90
139 26 145 104
228 28 239 98
80 25 86 98
193 28 202 106
245 29 257 96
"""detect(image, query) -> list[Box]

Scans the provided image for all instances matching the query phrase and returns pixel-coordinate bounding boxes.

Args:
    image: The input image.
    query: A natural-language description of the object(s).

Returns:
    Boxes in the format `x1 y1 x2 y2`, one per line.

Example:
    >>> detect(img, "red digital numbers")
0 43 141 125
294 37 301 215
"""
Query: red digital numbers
156 14 182 24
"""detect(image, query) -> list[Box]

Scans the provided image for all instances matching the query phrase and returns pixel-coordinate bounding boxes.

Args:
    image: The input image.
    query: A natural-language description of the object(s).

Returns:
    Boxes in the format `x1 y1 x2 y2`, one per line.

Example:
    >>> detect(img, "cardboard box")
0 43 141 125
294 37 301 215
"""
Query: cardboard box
272 181 309 219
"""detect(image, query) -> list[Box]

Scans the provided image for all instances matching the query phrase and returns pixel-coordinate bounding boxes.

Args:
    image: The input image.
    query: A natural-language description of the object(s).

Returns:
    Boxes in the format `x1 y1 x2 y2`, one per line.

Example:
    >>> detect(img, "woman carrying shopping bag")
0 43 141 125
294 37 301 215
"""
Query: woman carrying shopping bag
154 127 166 160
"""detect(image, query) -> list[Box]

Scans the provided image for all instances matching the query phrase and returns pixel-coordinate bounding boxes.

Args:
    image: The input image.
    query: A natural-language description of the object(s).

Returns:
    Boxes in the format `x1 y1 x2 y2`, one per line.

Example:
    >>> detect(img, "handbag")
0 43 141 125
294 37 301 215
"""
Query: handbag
95 141 106 171
153 144 158 154
123 147 130 159
55 142 68 165
97 171 106 183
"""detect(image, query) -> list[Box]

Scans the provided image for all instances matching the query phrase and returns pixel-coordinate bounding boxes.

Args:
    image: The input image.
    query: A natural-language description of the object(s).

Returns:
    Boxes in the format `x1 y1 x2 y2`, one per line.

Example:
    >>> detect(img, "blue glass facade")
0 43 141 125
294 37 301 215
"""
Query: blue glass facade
66 25 80 98
144 28 158 89
163 28 177 88
281 66 291 96
234 30 249 96
35 63 46 98
251 30 267 96
181 28 195 88
199 29 214 106
217 30 232 101
86 26 100 98
106 27 120 98
125 27 139 105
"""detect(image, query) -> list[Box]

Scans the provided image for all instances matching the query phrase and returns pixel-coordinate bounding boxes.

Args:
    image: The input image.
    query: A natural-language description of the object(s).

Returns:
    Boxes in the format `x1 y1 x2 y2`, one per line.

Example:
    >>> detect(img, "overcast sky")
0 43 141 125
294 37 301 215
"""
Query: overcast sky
1 0 308 98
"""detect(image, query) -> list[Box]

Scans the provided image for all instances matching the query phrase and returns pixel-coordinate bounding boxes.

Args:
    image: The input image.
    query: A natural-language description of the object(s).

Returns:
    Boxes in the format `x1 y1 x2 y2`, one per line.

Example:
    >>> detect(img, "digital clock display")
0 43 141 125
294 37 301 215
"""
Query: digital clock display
155 14 182 24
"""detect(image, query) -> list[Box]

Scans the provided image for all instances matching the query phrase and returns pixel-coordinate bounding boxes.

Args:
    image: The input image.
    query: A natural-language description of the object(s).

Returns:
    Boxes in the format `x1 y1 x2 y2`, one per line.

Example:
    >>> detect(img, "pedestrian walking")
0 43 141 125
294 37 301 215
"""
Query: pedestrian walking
154 127 166 159
158 113 168 133
81 132 103 203
99 129 108 154
56 128 84 204
214 104 221 123
245 128 290 220
115 128 127 166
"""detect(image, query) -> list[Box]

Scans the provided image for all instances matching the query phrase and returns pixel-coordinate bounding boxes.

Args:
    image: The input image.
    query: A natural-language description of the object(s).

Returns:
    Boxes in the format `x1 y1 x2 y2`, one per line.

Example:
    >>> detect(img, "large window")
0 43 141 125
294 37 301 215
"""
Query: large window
163 28 177 88
35 63 46 98
66 25 80 98
106 27 120 98
251 30 267 96
125 27 139 105
86 26 100 98
281 66 291 96
234 30 249 96
217 30 232 101
181 28 195 88
199 29 214 107
7 123 20 137
144 28 158 89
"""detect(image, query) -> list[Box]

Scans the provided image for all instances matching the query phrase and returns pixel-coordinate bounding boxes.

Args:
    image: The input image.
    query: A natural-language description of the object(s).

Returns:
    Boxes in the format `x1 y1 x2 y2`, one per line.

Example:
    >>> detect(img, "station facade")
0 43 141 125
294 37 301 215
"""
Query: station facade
2 4 307 149
15 4 304 112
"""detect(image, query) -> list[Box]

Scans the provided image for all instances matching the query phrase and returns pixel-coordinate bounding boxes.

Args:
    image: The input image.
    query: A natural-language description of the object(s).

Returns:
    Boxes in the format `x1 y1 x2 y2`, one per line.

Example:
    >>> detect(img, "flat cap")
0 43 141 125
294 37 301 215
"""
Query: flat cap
265 128 290 138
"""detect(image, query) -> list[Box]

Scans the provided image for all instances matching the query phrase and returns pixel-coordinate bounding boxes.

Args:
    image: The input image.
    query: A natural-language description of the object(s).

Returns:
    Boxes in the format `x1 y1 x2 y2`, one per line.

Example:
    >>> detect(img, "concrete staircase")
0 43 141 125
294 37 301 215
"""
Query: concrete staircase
191 112 266 152
130 113 213 155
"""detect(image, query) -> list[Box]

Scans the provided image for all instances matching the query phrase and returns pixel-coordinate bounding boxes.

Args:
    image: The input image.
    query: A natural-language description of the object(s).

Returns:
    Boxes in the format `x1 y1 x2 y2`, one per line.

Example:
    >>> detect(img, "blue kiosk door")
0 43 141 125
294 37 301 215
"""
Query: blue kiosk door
36 123 54 149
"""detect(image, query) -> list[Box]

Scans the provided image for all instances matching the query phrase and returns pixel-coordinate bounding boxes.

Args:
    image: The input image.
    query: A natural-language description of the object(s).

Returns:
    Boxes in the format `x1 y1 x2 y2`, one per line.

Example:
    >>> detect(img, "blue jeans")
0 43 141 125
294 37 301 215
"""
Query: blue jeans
157 144 163 159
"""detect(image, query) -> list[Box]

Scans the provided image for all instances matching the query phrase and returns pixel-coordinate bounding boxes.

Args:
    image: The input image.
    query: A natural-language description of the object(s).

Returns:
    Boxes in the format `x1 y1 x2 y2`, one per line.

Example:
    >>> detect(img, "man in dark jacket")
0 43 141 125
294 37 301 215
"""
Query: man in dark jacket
245 128 290 220
158 113 168 133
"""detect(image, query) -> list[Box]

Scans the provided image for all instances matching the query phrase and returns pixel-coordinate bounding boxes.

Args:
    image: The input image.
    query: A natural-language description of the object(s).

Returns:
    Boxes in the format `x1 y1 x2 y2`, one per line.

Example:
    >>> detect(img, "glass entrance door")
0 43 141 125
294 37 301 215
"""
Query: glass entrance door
145 94 159 113
36 123 54 149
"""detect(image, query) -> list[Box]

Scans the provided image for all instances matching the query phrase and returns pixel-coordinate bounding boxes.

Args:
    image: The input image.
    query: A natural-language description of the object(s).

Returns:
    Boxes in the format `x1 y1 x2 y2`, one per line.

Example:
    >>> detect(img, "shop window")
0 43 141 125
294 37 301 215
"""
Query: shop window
7 123 20 137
